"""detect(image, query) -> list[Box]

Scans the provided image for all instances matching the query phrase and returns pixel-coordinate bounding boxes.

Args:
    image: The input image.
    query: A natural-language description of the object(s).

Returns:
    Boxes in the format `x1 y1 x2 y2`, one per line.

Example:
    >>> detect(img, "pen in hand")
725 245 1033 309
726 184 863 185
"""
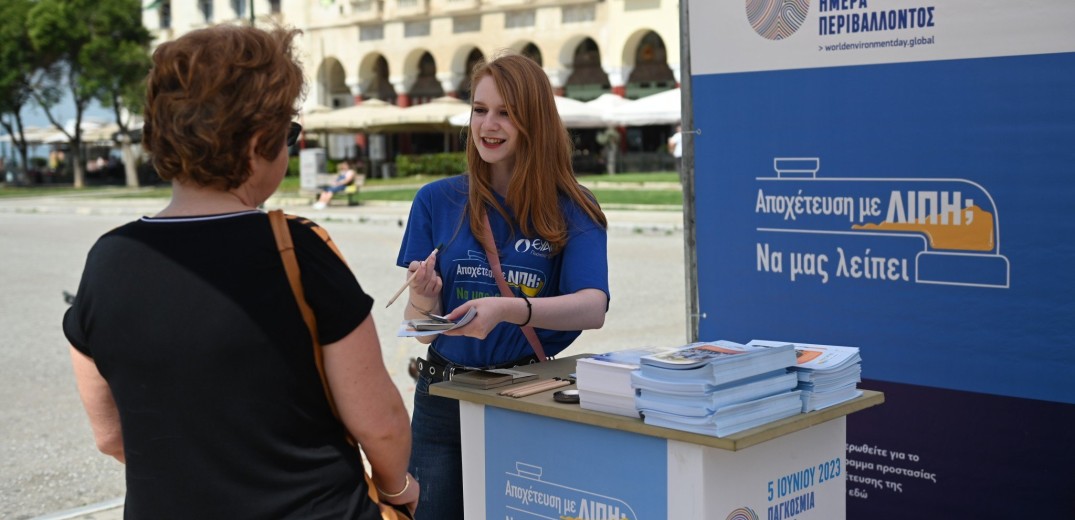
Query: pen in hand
386 244 443 308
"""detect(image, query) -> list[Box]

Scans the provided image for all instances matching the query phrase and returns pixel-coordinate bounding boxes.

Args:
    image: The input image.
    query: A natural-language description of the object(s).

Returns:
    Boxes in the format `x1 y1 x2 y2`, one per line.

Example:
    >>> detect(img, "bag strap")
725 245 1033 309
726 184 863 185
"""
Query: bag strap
478 212 547 361
268 210 412 520
268 210 341 418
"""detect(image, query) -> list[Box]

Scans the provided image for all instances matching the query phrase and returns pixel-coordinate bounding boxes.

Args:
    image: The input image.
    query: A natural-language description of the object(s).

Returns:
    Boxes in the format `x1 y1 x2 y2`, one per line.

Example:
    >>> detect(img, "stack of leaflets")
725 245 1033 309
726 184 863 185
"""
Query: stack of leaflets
633 340 801 437
748 339 863 412
575 346 670 417
397 307 477 337
640 391 804 437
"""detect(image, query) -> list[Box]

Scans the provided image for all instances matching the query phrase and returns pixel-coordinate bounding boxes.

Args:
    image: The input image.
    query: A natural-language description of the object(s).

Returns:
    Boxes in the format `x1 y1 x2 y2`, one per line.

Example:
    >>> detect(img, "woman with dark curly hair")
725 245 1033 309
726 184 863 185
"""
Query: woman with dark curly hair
64 25 417 519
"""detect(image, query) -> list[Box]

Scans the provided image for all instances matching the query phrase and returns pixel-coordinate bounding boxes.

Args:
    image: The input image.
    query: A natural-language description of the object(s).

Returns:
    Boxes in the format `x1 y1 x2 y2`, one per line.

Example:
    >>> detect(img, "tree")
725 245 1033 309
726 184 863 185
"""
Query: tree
83 1 151 187
27 0 151 188
0 0 40 176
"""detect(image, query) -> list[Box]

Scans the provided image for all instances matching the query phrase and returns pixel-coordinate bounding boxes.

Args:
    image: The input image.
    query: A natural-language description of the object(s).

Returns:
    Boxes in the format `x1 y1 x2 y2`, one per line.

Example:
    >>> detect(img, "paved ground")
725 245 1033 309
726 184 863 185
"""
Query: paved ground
0 192 687 519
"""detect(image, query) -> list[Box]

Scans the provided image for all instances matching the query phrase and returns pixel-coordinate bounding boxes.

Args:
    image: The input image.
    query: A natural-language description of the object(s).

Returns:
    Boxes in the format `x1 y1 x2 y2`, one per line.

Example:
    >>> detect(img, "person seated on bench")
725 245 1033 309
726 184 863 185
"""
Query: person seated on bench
313 160 356 209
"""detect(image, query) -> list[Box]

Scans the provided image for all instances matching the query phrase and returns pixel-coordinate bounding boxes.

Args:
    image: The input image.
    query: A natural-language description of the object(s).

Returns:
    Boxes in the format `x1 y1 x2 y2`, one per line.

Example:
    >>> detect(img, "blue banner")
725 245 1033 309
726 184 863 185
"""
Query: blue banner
689 0 1075 515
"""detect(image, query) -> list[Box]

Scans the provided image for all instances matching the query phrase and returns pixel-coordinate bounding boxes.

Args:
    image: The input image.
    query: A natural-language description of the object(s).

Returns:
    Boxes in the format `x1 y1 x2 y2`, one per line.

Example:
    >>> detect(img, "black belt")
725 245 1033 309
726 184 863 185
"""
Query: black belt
415 350 541 383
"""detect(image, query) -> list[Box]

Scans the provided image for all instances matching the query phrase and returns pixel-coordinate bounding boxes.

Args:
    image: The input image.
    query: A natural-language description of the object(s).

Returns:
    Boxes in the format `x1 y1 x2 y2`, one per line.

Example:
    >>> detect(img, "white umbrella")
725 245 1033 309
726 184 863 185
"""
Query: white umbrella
303 103 334 115
81 123 121 144
449 96 607 128
303 99 403 132
603 88 681 126
0 126 60 144
449 108 471 127
586 93 630 115
366 96 470 132
554 96 606 128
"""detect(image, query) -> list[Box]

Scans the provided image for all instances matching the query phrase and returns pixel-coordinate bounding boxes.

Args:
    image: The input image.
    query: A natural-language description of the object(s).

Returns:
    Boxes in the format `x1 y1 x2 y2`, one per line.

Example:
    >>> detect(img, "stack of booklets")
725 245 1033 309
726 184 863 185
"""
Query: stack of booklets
575 346 670 417
632 340 802 437
748 339 863 412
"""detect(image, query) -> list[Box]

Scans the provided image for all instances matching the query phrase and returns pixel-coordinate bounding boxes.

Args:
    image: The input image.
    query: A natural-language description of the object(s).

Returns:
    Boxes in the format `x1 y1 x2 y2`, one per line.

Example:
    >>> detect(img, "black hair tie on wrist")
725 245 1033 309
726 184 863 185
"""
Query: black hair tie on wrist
519 294 532 326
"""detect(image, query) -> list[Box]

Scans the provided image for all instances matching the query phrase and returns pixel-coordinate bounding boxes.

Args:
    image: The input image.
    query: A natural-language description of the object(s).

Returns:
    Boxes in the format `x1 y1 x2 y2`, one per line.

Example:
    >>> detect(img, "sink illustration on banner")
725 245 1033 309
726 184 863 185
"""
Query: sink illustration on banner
756 157 1010 288
501 461 639 520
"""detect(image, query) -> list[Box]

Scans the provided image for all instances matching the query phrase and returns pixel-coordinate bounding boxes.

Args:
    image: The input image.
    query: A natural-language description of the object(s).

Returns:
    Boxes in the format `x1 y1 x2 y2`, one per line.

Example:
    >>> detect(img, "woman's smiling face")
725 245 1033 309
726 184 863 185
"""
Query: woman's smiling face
470 76 519 172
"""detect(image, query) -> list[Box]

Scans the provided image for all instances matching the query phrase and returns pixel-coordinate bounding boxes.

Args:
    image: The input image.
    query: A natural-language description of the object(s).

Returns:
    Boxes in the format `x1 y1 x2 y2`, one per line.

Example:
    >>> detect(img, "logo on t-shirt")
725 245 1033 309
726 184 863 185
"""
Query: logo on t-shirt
451 251 547 299
515 237 552 258
503 265 545 297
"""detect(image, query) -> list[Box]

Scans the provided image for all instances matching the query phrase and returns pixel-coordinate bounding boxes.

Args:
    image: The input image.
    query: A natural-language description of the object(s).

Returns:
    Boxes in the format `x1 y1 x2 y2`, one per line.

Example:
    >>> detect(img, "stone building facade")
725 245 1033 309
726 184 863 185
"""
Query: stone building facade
143 0 680 164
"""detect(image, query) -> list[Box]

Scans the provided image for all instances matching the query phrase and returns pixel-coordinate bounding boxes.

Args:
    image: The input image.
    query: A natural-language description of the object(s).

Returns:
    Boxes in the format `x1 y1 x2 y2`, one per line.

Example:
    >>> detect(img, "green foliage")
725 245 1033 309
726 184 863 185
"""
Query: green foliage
25 0 150 118
25 0 152 187
395 152 467 177
0 0 35 111
288 156 301 176
0 0 36 169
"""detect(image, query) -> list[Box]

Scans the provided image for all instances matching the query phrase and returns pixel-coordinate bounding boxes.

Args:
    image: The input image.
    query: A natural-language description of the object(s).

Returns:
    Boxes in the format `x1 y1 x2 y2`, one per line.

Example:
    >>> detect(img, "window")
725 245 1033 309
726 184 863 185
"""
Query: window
160 1 171 29
270 0 281 13
505 10 535 29
453 15 481 34
562 4 595 23
200 0 213 23
232 0 246 18
404 20 430 37
360 25 385 41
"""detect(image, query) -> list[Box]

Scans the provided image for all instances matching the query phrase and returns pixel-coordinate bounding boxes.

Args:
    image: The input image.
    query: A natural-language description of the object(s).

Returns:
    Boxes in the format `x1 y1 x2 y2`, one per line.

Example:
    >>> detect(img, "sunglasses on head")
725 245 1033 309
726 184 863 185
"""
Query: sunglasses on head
286 122 302 147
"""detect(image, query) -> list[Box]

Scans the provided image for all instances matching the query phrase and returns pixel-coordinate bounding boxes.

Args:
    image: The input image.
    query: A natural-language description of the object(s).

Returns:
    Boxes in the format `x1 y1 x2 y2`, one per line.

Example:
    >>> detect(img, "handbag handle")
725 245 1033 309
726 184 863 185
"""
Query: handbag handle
268 210 413 520
479 212 547 361
268 210 338 416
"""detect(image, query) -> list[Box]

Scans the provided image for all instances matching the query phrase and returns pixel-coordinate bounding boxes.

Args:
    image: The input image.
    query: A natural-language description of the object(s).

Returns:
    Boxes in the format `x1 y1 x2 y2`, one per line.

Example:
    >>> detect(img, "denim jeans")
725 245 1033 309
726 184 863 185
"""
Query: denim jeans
409 374 464 520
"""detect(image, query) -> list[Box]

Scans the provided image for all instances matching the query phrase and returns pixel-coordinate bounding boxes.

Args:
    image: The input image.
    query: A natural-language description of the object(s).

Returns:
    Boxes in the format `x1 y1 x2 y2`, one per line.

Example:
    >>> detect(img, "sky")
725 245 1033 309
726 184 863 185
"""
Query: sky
2 95 114 162
21 96 113 131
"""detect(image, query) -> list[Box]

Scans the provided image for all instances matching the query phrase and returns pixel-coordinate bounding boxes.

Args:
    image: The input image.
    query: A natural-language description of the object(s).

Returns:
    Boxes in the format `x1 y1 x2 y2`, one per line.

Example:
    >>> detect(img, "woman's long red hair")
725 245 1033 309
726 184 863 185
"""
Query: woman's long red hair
464 54 607 252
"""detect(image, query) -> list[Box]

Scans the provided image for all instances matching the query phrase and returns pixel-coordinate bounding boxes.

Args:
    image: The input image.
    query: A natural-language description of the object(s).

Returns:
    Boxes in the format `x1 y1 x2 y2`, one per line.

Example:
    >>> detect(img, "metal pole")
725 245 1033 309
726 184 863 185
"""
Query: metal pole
679 0 700 343
249 0 255 26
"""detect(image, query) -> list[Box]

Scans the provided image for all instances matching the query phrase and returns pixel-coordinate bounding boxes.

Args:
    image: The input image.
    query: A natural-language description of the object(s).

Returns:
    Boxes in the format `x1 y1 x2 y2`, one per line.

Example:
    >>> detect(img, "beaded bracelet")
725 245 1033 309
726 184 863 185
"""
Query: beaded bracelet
519 294 532 326
378 474 411 499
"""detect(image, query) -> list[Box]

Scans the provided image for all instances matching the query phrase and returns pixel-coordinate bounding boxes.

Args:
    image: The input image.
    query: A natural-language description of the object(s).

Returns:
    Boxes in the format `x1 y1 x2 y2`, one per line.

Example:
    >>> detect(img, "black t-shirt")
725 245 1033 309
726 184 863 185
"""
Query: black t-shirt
63 211 380 519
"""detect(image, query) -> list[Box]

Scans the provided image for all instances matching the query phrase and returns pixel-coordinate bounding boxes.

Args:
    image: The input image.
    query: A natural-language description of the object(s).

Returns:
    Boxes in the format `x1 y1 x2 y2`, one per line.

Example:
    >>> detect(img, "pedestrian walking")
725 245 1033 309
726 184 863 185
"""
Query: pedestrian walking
668 123 683 178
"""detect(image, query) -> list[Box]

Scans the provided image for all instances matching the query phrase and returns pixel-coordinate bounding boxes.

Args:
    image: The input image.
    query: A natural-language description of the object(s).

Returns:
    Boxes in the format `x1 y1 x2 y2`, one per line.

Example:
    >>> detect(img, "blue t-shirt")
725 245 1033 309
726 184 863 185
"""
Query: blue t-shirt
397 175 609 367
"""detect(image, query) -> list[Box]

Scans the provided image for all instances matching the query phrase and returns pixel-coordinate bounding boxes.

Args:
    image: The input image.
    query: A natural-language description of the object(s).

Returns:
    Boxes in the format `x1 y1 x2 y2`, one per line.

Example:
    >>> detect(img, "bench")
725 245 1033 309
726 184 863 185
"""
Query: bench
315 173 366 206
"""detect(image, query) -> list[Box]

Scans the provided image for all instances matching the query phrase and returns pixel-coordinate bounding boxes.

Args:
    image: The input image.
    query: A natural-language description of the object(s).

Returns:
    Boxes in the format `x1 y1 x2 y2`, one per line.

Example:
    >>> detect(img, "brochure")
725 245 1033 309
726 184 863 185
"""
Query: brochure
639 340 759 369
634 370 798 416
397 307 477 337
639 391 804 437
638 342 797 387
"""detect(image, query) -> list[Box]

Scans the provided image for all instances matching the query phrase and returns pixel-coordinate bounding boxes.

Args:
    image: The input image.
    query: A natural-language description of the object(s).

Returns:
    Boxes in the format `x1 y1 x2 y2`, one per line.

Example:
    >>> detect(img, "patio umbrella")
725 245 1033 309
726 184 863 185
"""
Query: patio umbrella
603 88 681 126
449 108 470 127
0 126 61 145
303 103 334 115
586 93 630 119
366 96 470 133
554 96 606 128
303 99 403 132
81 123 121 144
449 96 606 128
